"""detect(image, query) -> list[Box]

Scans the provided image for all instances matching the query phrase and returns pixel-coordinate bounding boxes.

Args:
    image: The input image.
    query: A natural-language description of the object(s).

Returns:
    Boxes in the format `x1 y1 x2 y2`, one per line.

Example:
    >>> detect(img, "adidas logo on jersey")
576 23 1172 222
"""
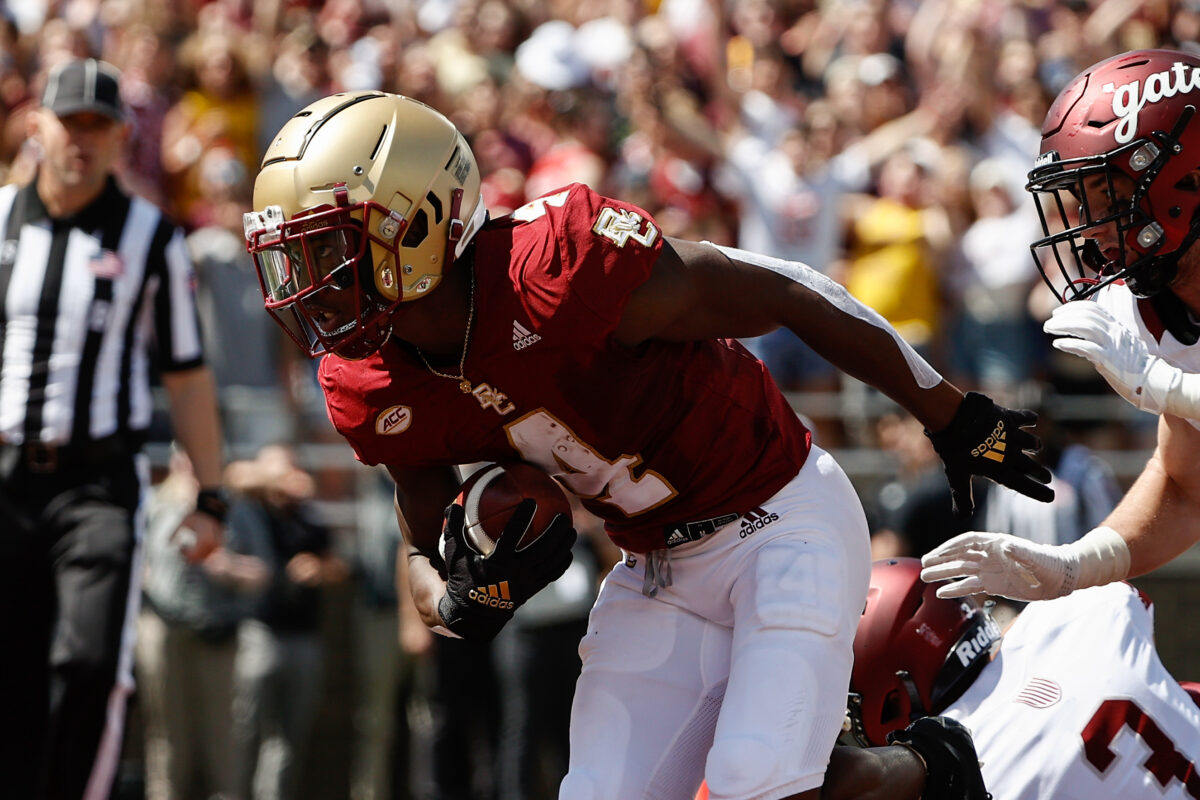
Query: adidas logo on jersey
970 420 1007 463
513 320 541 350
468 582 515 610
739 507 779 538
665 528 691 548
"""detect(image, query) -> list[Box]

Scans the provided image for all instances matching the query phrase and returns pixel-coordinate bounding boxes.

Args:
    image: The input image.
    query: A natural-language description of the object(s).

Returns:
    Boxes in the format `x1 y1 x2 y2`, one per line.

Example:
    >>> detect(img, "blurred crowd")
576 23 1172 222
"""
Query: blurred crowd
3 0 1198 436
3 0 1197 798
4 0 1200 428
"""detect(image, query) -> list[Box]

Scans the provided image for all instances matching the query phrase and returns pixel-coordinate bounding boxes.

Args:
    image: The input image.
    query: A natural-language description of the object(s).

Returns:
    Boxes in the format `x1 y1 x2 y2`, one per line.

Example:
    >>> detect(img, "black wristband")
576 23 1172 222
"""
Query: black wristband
195 487 229 523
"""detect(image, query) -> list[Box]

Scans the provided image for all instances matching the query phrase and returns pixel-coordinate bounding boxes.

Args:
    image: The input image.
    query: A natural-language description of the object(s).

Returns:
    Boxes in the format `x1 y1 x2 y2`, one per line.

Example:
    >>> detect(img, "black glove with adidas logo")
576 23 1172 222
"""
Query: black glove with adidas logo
887 716 991 800
437 500 577 641
926 392 1054 519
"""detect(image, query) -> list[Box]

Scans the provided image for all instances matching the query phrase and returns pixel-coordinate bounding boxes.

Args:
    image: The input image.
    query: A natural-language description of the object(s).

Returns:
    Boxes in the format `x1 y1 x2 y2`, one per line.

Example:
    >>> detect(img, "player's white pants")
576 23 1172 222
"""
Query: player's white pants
561 446 871 800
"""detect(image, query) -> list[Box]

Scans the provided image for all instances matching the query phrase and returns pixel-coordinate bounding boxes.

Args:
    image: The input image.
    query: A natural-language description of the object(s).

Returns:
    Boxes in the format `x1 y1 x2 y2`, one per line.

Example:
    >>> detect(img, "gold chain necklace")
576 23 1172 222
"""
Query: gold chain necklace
414 265 475 394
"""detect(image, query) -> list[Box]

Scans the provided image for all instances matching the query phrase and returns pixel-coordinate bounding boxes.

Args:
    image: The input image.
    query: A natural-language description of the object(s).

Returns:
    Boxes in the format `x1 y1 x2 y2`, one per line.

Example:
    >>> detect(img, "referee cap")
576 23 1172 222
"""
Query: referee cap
41 58 125 122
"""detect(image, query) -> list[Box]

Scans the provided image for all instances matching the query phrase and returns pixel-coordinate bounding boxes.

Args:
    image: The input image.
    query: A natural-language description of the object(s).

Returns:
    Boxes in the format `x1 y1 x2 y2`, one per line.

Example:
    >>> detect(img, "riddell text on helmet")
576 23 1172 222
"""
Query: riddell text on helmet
954 616 1002 667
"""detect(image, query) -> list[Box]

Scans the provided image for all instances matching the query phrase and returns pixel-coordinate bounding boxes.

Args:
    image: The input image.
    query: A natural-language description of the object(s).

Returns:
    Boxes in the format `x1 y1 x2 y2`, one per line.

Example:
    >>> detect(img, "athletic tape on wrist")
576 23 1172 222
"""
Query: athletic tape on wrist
1163 364 1200 419
1065 526 1131 593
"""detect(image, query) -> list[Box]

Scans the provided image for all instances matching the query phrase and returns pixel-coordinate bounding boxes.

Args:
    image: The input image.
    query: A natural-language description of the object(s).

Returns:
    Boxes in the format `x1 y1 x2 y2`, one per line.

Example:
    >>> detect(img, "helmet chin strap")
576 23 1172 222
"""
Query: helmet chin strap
333 319 392 360
447 189 465 254
897 670 929 721
1125 252 1180 298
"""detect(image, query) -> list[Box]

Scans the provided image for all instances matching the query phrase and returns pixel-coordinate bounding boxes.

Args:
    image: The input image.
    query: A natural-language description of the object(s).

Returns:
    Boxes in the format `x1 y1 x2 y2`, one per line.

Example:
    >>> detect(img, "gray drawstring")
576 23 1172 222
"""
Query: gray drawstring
641 548 673 597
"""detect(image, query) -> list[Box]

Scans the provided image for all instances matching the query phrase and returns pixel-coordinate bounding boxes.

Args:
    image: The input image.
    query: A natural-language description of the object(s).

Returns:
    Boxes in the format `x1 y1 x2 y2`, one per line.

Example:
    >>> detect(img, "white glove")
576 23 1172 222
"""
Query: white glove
1043 301 1200 418
920 527 1131 601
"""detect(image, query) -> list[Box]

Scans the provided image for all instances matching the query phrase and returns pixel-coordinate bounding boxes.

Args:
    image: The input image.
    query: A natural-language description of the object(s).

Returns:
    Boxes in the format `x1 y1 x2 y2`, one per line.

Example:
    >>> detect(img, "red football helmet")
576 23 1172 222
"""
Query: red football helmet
1027 49 1200 301
846 558 1001 747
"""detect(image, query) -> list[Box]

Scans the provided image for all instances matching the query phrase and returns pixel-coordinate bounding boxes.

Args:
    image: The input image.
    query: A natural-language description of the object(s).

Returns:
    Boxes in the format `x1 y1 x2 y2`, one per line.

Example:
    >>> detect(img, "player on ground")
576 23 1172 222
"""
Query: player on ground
923 49 1200 602
853 558 1200 799
243 91 1047 799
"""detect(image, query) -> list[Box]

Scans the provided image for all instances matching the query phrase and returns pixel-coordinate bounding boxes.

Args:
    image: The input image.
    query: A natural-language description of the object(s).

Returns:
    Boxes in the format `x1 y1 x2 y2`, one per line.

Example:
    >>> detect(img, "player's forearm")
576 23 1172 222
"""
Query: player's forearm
162 366 225 487
406 548 450 629
393 505 449 629
391 471 458 629
822 745 925 800
782 289 959 431
707 244 961 431
1103 453 1200 577
395 549 430 643
787 300 962 432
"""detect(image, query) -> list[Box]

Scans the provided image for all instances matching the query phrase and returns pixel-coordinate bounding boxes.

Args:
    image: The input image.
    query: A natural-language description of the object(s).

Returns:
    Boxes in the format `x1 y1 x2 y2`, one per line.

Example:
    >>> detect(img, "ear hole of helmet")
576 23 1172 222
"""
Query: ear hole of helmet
879 688 905 731
402 208 429 248
426 190 444 223
1174 171 1200 192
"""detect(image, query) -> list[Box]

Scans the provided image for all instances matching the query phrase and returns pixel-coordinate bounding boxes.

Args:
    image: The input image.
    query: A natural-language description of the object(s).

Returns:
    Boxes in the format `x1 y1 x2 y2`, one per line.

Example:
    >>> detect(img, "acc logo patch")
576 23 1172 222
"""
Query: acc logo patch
376 405 413 435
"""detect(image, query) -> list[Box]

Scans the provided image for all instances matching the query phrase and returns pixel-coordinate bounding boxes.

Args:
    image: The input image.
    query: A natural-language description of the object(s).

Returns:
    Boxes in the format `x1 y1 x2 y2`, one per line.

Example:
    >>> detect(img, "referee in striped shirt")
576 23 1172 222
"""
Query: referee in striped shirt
0 59 227 800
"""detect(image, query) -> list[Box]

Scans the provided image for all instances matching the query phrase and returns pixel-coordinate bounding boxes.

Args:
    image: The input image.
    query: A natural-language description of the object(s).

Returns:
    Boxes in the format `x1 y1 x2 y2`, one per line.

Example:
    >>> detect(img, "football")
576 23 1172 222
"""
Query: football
455 462 572 557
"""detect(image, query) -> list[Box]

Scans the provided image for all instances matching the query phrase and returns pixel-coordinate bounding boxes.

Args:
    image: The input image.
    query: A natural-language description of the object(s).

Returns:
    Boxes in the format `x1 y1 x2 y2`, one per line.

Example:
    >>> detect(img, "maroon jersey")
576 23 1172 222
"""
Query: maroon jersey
321 184 811 552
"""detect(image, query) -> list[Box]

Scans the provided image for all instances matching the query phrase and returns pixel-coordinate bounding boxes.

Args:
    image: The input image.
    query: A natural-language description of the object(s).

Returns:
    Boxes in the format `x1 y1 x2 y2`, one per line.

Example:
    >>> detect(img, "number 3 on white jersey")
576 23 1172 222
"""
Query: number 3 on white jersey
505 410 676 516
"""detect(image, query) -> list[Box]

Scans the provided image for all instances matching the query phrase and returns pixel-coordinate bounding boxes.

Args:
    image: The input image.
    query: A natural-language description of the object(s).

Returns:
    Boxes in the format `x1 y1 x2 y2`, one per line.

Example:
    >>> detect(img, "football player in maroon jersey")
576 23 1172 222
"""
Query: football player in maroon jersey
924 49 1200 607
243 92 1050 800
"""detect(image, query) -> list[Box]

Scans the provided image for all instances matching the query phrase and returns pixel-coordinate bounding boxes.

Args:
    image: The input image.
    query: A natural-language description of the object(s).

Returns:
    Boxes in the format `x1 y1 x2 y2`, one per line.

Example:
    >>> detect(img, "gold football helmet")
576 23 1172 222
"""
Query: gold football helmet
244 92 485 358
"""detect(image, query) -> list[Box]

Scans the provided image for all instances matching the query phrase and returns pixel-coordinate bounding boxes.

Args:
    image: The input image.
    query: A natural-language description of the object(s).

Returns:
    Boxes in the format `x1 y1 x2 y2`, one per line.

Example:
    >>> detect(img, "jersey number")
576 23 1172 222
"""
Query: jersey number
505 410 675 516
511 190 571 222
1082 698 1200 796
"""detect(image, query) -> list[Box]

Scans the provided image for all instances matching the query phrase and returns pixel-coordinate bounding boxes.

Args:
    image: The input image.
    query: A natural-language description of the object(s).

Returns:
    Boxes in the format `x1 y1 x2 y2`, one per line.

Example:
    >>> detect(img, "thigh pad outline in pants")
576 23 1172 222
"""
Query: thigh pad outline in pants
706 536 858 800
707 455 870 800
561 569 732 800
564 448 870 800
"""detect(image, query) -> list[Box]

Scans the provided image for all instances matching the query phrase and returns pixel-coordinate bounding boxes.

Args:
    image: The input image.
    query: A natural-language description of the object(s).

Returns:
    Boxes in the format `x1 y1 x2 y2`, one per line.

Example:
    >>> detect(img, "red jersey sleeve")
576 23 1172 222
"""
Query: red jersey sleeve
507 184 663 347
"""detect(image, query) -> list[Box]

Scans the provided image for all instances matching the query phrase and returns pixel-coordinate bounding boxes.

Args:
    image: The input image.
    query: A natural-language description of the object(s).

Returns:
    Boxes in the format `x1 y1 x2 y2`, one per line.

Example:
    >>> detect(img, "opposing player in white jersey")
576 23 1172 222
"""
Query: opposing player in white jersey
921 49 1200 602
850 558 1200 799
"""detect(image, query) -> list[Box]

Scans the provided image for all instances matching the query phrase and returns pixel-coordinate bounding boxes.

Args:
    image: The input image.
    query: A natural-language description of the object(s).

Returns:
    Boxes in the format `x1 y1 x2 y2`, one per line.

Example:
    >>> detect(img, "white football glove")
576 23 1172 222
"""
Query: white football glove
920 527 1130 601
1043 301 1200 418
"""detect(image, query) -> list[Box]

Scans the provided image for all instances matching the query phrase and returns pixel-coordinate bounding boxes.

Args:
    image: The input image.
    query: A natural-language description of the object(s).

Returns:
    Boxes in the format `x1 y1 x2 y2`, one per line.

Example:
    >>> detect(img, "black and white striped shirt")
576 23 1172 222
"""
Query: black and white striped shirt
0 177 205 446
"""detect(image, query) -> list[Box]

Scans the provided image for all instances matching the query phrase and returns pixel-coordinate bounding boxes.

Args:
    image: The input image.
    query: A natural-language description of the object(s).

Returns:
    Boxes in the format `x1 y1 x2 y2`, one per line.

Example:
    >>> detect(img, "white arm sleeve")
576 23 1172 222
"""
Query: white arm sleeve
703 241 944 389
